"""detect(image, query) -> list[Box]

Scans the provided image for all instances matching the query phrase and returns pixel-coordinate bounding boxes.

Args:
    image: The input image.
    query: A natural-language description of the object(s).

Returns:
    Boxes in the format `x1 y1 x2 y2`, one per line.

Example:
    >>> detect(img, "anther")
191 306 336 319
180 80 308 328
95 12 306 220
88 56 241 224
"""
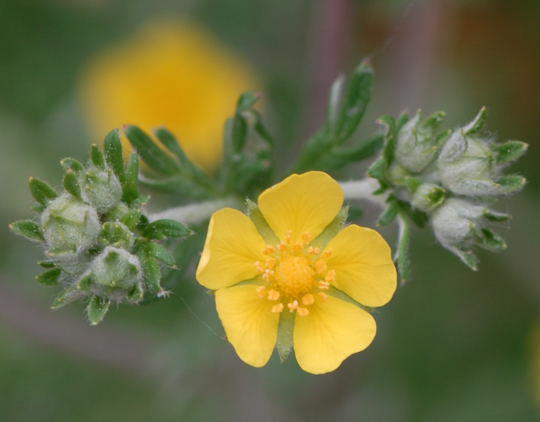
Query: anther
308 246 321 255
297 307 309 317
323 249 333 258
287 300 299 312
302 293 315 305
301 232 311 244
267 289 280 301
256 286 267 298
265 258 276 269
319 280 330 290
318 292 329 301
255 261 264 272
278 242 288 251
315 259 327 274
263 245 276 255
325 269 336 283
271 303 284 313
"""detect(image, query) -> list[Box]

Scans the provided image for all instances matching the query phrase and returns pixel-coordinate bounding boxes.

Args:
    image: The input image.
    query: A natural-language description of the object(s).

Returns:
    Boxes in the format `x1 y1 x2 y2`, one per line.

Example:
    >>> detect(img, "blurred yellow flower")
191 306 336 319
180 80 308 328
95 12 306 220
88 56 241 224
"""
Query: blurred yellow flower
196 171 397 374
79 19 258 171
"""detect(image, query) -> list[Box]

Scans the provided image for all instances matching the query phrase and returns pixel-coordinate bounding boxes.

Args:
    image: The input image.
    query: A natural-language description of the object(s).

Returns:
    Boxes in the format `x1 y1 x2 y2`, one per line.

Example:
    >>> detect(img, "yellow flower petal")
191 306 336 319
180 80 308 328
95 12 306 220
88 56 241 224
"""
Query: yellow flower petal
293 295 376 374
258 171 343 242
216 284 279 367
196 208 266 289
324 225 397 307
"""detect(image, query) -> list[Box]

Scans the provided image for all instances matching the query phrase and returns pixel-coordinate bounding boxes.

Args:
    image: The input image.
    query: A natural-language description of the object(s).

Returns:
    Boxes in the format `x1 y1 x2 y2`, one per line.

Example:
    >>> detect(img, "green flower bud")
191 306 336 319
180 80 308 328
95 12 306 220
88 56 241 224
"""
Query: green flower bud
394 111 448 173
41 194 100 256
431 198 507 270
80 167 122 213
411 183 446 213
89 247 143 301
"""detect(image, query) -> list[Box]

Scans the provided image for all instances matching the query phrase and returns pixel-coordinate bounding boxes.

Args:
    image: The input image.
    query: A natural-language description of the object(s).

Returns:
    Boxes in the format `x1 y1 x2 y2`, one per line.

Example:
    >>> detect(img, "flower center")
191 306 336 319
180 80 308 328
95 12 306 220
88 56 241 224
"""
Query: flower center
254 231 335 317
275 256 315 297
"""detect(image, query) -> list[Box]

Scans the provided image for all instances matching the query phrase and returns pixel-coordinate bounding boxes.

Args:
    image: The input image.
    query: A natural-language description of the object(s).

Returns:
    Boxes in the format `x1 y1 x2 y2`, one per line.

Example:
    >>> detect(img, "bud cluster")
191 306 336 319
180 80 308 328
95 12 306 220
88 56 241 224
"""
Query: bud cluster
10 130 191 324
369 108 528 269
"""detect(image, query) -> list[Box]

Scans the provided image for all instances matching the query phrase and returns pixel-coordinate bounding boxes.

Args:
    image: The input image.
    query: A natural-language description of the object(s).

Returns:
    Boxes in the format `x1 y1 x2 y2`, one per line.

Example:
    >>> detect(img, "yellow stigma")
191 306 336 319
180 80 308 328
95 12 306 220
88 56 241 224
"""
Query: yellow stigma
254 232 337 316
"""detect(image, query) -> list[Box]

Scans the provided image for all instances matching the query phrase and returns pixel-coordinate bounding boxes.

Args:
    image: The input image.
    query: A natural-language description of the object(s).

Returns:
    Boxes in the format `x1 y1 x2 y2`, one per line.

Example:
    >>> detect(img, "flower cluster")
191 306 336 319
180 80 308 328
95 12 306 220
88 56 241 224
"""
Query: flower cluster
10 131 191 324
369 108 527 269
197 172 397 374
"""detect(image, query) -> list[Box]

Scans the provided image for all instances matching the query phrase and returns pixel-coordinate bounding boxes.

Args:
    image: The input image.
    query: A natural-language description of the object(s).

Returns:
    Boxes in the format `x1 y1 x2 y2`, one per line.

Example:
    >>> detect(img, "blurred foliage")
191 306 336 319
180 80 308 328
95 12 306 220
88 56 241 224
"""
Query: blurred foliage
0 0 539 421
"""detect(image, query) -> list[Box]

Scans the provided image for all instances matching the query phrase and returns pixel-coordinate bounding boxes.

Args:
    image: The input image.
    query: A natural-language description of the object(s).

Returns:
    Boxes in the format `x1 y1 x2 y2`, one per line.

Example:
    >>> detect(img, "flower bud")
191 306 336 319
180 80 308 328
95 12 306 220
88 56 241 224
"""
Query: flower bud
80 167 122 213
394 111 448 173
90 247 143 290
431 198 507 270
411 183 446 213
40 194 100 256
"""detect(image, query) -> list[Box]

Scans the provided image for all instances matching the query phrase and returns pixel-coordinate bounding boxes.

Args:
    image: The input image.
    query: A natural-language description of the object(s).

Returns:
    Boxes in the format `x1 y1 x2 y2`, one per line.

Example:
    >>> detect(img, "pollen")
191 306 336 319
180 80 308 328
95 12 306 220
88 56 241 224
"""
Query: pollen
254 235 337 315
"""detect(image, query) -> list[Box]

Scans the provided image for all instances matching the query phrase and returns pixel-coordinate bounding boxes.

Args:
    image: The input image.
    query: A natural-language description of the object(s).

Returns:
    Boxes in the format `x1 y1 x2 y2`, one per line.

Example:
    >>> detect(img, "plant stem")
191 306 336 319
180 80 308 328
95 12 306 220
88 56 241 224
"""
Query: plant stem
147 198 241 225
339 177 387 208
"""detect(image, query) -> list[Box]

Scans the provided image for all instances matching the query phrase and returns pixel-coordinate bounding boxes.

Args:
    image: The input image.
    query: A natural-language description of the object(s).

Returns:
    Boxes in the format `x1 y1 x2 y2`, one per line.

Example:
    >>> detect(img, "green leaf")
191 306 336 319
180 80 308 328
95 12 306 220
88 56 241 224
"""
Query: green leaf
63 170 81 199
36 268 61 286
124 125 179 175
137 242 162 294
395 214 412 282
139 175 212 199
334 60 373 142
493 140 528 165
29 177 58 206
104 129 125 183
122 153 139 204
144 219 191 240
60 157 84 172
377 199 399 226
477 228 507 252
9 220 44 241
318 134 384 171
51 287 81 309
236 91 259 111
86 296 111 326
452 248 479 271
483 209 510 222
90 144 105 168
154 127 214 189
38 260 56 268
498 174 526 194
463 106 487 136
149 242 176 266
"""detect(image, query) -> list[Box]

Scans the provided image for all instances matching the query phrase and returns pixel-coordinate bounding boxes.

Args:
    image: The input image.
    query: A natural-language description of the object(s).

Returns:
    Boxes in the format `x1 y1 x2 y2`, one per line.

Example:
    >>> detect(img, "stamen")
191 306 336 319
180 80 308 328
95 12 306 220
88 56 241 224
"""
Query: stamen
297 307 309 317
318 292 328 301
323 249 333 258
319 280 330 290
301 232 311 244
255 261 264 272
256 286 267 298
265 257 276 269
271 303 284 313
278 242 288 251
302 293 315 305
307 246 320 255
325 269 336 283
292 243 303 254
315 259 327 274
263 245 276 255
285 230 293 243
287 300 299 312
267 289 280 301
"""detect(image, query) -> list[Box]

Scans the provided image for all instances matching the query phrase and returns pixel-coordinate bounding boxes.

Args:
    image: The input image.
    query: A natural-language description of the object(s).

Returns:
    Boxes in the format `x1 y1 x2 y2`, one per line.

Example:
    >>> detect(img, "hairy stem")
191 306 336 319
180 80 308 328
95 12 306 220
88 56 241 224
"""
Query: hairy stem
148 198 241 225
339 177 387 208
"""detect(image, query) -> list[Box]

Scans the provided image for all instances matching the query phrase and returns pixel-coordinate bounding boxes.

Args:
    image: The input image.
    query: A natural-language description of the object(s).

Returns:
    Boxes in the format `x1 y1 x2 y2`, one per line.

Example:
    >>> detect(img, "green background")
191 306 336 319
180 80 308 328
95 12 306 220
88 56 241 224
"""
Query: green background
0 0 538 420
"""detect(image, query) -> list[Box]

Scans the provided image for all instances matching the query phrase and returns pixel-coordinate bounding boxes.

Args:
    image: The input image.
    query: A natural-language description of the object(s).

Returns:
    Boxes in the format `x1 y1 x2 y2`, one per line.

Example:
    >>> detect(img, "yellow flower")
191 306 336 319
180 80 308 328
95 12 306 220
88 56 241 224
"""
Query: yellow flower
79 19 258 171
196 171 397 374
